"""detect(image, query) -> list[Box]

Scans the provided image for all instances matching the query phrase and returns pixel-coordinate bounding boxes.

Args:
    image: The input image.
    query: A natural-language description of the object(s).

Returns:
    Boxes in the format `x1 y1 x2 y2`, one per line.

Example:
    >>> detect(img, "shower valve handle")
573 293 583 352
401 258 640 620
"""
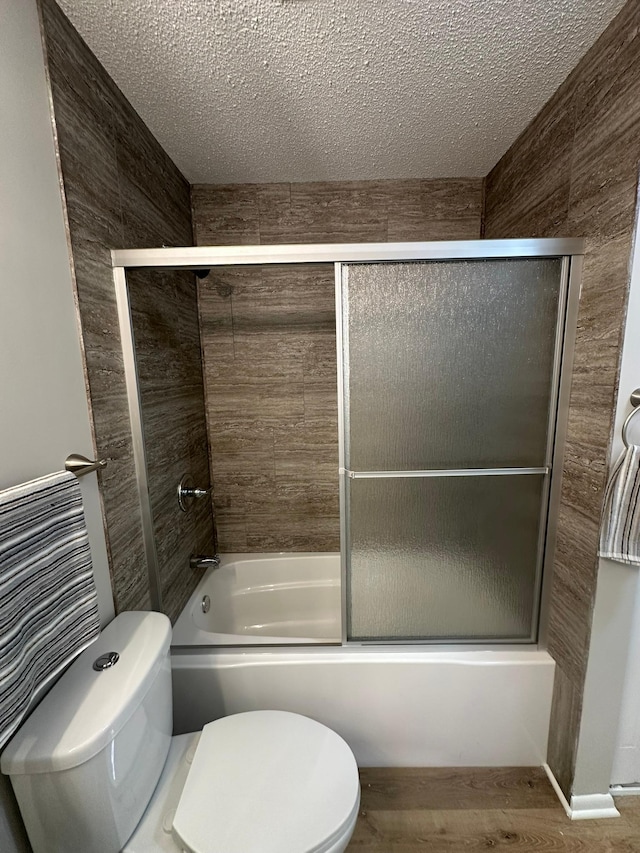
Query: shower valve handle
181 486 211 499
177 474 213 512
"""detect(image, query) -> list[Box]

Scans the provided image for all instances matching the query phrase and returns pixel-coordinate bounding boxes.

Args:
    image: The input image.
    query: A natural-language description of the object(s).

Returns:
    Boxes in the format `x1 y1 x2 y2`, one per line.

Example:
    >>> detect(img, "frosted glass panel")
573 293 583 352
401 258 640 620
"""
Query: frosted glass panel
343 259 562 470
347 475 545 641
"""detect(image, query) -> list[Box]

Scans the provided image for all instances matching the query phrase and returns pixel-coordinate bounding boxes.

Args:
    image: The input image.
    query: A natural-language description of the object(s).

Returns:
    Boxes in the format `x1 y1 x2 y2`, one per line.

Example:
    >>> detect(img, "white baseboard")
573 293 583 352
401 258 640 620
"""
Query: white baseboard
543 764 620 820
570 793 620 820
610 784 640 797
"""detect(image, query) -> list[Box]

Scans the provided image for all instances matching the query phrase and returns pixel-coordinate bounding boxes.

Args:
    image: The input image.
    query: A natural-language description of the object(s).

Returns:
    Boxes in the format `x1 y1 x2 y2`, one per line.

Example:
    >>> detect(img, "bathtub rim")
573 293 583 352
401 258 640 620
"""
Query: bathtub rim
171 641 547 658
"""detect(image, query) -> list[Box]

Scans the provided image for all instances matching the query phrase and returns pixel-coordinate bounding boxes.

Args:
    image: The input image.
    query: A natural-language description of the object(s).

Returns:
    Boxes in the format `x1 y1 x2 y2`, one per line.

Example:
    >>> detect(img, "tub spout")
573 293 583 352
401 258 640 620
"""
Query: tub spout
190 554 221 570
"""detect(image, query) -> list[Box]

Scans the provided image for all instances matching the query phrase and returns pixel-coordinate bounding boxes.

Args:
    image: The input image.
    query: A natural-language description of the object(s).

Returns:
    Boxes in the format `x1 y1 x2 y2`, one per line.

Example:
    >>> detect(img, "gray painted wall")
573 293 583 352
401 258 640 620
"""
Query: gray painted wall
0 0 115 847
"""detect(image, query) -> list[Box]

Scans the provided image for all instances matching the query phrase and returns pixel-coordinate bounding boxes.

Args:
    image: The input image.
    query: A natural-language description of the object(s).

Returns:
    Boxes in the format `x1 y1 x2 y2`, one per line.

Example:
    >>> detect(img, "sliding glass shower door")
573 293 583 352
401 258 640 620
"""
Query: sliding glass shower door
339 259 567 642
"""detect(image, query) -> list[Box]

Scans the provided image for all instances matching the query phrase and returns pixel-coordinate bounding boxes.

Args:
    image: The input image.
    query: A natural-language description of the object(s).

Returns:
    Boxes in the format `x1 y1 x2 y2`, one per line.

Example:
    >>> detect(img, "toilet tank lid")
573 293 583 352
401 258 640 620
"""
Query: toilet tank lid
1 611 171 776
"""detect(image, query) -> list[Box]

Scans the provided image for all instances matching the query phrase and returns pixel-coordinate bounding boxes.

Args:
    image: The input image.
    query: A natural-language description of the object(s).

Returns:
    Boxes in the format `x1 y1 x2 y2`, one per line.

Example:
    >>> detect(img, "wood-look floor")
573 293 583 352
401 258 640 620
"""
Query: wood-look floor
346 768 640 851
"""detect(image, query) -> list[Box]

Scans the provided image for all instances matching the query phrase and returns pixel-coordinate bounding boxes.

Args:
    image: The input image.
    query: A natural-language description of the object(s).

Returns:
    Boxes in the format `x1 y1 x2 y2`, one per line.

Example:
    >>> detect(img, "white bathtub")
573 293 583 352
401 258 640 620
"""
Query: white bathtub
172 553 341 646
171 552 556 767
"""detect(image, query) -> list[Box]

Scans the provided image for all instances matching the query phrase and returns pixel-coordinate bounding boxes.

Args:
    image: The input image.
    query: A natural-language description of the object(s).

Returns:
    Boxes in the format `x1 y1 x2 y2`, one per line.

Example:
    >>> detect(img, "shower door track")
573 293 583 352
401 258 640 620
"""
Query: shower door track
345 468 549 478
112 239 584 269
112 238 584 649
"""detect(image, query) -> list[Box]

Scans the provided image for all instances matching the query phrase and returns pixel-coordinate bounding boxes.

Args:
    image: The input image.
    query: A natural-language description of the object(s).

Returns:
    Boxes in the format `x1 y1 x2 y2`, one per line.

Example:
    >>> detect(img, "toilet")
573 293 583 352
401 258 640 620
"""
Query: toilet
1 611 360 853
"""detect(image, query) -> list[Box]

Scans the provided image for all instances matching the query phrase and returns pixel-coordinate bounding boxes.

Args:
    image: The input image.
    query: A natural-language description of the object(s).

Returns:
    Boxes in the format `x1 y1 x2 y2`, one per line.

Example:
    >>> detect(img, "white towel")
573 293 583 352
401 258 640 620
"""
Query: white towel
0 471 100 748
599 445 640 565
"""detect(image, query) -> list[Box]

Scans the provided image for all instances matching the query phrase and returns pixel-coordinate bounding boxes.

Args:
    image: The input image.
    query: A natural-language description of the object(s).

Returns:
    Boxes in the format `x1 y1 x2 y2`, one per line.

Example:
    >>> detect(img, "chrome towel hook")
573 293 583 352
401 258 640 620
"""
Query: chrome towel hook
622 389 640 448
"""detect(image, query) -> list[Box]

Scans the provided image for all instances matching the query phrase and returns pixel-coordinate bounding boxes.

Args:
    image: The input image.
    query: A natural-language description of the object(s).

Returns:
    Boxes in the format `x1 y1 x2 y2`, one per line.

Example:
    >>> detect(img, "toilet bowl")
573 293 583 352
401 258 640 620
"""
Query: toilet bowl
1 612 360 853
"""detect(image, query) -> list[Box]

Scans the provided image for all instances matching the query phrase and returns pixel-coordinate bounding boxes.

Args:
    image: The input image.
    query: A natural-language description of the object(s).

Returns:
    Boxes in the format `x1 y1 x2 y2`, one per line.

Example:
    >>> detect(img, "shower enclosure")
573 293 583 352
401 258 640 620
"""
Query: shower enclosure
113 239 583 647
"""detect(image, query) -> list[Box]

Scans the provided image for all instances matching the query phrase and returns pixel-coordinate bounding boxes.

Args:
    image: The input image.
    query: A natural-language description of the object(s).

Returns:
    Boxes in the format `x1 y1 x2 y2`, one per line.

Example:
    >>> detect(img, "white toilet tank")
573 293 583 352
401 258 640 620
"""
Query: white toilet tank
1 611 173 853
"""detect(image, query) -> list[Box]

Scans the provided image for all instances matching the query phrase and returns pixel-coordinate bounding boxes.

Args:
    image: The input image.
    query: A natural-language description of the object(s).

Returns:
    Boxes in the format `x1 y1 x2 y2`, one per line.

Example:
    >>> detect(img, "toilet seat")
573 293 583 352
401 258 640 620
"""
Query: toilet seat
172 711 361 853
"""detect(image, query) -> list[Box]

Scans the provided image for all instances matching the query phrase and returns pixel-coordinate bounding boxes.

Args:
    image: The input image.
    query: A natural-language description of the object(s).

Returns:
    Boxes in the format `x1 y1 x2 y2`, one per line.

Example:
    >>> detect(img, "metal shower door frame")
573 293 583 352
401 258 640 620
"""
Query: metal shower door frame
336 253 582 646
112 238 583 646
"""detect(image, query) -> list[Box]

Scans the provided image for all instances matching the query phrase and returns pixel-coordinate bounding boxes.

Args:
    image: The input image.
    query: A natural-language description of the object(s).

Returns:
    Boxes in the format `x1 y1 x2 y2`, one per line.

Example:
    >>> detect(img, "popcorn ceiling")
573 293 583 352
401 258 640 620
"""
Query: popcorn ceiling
56 0 626 183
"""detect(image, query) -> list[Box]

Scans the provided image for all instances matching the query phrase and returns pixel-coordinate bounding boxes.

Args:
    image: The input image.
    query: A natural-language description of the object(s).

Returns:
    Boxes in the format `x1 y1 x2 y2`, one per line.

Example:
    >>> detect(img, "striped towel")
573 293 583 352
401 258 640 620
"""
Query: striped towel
0 471 100 748
599 445 640 565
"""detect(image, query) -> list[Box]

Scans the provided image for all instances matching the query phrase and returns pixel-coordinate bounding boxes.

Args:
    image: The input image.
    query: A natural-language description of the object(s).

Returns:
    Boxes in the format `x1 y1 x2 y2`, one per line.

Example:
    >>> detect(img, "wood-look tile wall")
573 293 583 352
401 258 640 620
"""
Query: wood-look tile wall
192 180 483 551
39 0 214 621
484 0 640 796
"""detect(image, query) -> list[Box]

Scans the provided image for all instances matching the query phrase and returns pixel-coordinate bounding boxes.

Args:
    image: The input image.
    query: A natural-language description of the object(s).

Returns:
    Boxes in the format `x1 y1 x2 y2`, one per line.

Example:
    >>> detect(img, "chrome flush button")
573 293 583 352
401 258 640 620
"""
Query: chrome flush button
93 651 120 671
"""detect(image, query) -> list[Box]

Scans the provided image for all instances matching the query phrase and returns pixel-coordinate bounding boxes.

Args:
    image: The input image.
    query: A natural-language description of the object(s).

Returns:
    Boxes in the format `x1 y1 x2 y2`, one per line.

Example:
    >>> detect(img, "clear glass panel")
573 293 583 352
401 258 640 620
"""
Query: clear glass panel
343 259 563 471
347 474 545 641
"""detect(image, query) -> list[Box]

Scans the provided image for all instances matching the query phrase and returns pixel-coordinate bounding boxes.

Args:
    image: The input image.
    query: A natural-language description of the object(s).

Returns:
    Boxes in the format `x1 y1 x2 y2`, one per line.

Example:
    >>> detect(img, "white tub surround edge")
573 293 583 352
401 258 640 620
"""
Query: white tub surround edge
172 647 555 767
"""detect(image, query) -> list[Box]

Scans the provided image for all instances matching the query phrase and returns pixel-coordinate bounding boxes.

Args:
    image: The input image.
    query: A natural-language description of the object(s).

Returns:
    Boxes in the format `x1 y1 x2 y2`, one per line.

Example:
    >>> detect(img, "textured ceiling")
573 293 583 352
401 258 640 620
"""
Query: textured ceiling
56 0 627 184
